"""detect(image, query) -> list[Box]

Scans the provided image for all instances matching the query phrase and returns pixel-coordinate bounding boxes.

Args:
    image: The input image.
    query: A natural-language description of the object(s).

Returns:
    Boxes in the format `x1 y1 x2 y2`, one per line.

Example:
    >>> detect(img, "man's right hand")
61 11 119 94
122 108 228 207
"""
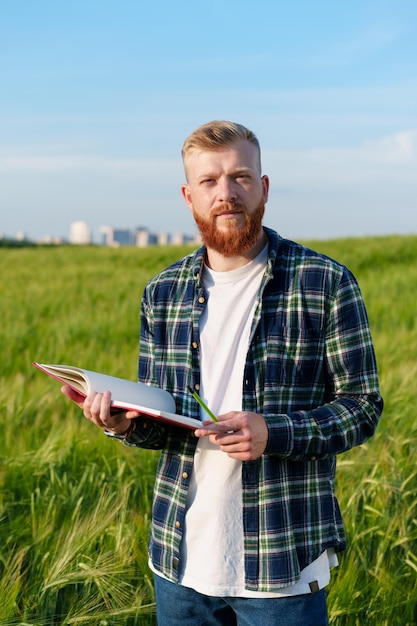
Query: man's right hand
61 385 141 435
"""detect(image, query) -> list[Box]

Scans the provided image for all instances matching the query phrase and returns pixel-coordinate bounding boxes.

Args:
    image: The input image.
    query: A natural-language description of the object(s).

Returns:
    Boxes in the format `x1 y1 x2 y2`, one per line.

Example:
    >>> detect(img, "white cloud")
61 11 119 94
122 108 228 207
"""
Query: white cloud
369 130 417 163
1 130 416 198
263 129 417 188
0 154 181 176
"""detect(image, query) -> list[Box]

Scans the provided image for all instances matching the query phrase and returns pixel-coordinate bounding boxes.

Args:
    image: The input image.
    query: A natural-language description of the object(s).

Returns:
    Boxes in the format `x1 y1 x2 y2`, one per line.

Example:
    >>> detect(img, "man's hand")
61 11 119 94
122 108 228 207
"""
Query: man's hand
61 385 141 435
195 411 268 461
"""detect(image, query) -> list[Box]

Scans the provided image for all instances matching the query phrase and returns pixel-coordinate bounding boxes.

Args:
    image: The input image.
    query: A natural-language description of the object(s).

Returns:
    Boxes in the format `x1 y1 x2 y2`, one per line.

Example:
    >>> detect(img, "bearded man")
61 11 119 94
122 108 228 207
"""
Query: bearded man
63 121 383 625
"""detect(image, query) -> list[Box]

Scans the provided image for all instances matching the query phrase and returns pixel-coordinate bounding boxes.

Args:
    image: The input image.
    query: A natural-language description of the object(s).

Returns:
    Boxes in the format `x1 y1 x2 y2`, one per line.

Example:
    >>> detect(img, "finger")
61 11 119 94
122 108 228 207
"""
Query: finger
213 412 244 432
100 390 112 416
195 420 240 438
83 391 98 420
124 409 142 420
194 419 217 436
214 431 242 444
83 391 110 428
94 390 113 428
110 406 142 420
99 393 139 433
61 385 83 405
61 385 85 407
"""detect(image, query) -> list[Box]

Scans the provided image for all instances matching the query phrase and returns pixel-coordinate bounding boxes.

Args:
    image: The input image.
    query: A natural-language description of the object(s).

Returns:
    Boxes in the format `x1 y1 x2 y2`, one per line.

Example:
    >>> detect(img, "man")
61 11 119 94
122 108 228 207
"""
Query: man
62 121 383 625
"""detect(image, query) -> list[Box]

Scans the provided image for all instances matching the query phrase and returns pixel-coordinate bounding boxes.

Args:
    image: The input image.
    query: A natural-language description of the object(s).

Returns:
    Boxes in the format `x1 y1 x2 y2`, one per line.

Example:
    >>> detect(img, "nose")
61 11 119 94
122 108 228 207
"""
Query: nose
217 177 238 202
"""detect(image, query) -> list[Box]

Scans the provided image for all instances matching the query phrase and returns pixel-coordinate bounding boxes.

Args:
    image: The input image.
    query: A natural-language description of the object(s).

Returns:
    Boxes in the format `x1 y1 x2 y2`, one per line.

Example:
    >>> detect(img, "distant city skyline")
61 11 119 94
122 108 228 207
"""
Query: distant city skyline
1 1 416 242
0 220 199 247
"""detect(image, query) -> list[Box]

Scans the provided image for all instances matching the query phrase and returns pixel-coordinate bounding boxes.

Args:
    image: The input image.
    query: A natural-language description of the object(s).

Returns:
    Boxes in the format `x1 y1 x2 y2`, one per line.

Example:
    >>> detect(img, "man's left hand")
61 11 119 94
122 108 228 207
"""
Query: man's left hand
195 411 268 461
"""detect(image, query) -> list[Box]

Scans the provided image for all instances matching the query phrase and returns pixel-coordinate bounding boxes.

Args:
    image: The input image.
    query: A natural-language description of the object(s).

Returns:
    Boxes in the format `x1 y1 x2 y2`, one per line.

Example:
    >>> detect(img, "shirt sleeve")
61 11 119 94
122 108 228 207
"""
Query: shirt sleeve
124 287 169 450
264 267 383 460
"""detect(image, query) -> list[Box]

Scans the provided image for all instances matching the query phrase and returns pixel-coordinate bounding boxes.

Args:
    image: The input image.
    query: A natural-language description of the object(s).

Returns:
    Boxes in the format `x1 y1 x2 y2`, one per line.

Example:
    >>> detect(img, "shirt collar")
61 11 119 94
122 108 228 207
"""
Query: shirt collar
191 226 282 287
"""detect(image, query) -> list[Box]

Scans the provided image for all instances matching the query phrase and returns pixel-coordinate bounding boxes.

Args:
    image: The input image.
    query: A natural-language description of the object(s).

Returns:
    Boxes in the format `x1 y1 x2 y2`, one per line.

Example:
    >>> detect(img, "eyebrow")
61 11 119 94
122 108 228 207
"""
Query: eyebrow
197 166 254 180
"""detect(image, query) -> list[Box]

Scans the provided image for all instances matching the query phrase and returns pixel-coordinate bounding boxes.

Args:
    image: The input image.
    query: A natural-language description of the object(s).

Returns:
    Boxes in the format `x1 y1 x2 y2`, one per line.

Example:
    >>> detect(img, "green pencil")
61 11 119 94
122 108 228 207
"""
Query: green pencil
188 386 218 422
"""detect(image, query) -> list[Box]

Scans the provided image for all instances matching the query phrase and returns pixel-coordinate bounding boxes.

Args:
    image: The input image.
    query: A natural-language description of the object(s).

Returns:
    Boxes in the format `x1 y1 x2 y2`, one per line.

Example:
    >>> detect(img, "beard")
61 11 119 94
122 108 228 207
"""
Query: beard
193 201 265 257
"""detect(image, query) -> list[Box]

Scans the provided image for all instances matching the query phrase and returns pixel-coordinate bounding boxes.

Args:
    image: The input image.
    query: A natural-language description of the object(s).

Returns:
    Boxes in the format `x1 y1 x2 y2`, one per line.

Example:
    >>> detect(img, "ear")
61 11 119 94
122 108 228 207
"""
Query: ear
261 175 270 203
181 184 194 212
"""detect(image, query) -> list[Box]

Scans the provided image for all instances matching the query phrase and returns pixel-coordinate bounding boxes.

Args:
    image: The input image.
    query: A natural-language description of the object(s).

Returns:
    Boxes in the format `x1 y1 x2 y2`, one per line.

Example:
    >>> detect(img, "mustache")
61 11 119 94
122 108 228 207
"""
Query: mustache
212 202 246 217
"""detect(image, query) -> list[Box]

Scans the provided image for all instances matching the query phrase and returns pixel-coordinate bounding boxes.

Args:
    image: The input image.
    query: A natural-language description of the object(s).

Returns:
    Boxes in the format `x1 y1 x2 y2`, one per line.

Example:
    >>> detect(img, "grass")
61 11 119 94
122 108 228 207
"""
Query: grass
0 236 416 625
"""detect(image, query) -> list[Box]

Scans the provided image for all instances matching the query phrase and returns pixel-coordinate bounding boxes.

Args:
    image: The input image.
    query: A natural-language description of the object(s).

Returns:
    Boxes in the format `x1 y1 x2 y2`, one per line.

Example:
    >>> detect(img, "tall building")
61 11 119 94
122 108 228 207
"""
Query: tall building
100 226 138 246
70 221 92 244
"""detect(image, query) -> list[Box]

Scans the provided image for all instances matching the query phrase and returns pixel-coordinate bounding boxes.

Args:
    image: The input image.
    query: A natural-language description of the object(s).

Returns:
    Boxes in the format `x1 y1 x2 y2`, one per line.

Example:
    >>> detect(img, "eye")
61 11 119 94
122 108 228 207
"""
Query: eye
235 174 251 182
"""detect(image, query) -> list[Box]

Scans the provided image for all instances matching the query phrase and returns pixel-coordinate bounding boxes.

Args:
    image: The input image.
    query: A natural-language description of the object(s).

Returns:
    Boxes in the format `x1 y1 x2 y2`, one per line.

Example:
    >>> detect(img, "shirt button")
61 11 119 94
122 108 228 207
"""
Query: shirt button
311 456 317 461
198 296 205 304
195 383 200 391
192 341 198 349
182 472 189 479
175 521 181 529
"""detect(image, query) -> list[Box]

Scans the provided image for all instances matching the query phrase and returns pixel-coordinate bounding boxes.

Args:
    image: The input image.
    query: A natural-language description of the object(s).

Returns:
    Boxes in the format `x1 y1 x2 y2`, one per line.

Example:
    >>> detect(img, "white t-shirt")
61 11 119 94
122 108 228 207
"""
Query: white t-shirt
156 245 337 596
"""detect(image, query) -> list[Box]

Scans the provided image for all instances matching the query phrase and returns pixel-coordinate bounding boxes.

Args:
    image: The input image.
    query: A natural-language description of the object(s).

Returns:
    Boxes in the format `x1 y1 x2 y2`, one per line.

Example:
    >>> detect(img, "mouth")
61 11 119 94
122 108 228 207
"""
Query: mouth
214 212 242 226
214 209 243 217
213 202 245 218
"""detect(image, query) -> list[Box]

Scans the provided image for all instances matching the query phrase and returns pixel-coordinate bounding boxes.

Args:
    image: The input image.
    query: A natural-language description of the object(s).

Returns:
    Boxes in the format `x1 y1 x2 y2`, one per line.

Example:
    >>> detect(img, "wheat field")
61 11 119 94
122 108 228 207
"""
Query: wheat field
0 236 416 625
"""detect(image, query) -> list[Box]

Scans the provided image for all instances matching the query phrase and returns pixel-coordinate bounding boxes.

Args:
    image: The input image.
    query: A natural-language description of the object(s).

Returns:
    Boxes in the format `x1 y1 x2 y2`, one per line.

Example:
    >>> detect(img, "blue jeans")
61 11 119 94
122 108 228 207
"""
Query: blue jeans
154 575 329 626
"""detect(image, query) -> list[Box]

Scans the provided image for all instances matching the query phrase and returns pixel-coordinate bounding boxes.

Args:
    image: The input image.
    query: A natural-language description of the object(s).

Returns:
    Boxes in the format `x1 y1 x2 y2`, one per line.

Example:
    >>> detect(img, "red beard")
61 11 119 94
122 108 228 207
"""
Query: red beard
193 201 265 257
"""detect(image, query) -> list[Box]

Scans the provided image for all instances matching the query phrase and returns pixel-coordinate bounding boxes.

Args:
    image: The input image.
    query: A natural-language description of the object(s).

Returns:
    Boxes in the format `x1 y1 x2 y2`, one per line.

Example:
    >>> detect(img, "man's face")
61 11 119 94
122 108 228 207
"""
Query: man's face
181 139 269 256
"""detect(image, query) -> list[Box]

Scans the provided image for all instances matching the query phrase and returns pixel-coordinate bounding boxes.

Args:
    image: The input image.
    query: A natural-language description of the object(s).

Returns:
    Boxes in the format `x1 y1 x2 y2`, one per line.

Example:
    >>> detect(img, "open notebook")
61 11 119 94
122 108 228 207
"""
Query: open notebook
33 362 202 430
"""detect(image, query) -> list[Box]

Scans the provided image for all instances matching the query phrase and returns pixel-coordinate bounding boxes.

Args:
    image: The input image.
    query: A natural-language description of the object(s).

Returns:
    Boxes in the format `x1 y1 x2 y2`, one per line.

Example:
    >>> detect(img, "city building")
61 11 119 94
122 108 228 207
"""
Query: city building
100 226 137 246
70 221 92 244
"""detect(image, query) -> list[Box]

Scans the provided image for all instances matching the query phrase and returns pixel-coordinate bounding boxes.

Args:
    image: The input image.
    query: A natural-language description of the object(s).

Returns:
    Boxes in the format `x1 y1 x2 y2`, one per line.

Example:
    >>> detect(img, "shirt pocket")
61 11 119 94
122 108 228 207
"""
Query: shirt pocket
265 324 325 388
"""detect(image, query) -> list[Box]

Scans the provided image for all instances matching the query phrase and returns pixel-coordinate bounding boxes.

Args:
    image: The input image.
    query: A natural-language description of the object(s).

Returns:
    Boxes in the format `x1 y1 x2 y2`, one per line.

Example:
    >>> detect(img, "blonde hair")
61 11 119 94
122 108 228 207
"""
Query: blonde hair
182 120 262 176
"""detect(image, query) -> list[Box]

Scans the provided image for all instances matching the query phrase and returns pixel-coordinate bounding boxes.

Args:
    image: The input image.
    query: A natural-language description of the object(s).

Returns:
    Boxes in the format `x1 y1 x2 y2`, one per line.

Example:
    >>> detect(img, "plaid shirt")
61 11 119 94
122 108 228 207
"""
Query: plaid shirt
129 227 383 591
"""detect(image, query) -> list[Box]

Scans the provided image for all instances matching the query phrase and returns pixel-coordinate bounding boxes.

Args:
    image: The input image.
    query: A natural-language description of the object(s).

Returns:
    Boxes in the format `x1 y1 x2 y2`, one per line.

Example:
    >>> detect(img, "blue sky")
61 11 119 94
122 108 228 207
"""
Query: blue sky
1 0 416 242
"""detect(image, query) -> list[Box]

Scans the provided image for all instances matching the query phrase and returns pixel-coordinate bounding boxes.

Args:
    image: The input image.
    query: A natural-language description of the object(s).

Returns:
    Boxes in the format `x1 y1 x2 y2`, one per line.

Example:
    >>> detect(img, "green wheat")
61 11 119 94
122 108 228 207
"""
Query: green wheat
0 236 416 625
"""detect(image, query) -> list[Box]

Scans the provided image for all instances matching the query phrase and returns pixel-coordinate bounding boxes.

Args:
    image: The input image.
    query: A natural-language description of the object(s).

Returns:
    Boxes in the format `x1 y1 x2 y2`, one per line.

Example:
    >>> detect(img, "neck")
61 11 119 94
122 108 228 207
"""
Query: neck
205 229 268 272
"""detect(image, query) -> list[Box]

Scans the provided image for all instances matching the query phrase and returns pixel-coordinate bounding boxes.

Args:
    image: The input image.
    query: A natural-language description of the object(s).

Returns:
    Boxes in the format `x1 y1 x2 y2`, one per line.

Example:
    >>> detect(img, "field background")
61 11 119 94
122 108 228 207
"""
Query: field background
1 236 416 625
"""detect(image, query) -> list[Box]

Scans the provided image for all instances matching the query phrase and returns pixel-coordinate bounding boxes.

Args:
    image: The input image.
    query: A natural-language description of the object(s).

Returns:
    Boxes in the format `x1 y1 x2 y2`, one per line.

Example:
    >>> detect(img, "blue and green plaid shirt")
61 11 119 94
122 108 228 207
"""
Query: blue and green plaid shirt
130 227 382 591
